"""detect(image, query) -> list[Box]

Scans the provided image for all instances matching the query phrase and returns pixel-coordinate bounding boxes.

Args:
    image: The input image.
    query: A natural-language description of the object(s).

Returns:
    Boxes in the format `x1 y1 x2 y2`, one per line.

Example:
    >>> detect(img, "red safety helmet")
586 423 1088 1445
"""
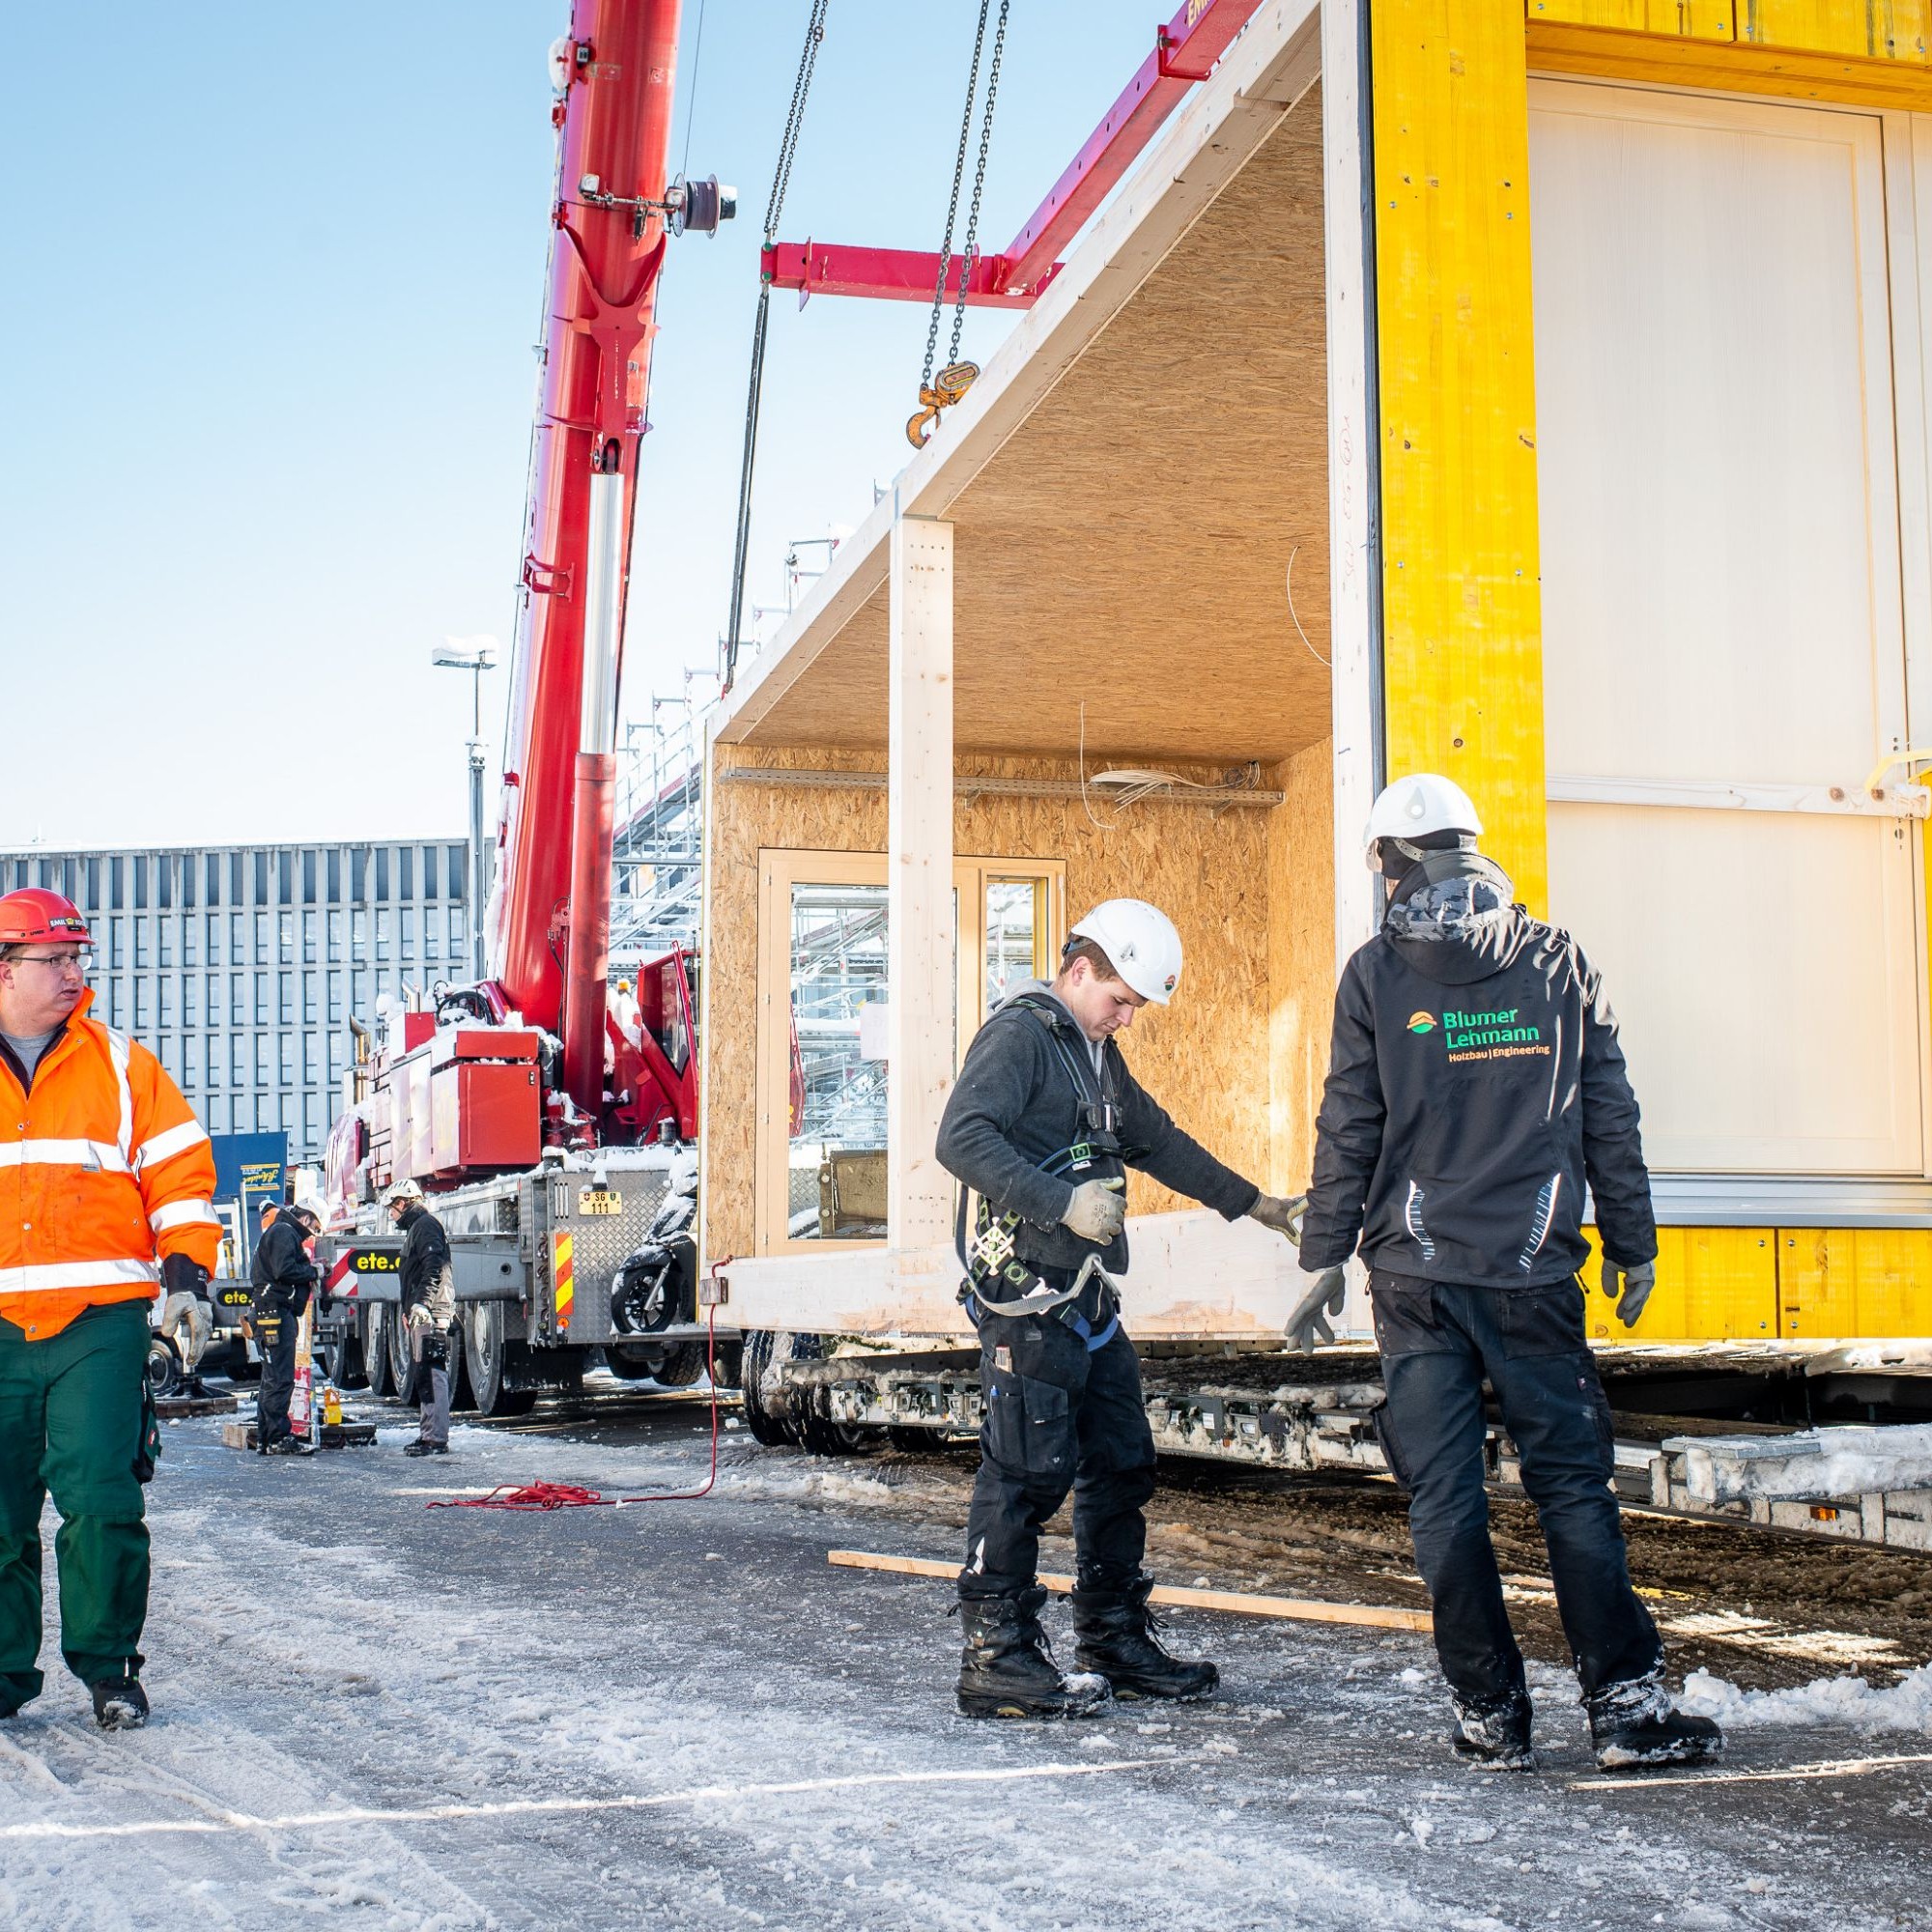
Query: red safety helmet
0 888 94 948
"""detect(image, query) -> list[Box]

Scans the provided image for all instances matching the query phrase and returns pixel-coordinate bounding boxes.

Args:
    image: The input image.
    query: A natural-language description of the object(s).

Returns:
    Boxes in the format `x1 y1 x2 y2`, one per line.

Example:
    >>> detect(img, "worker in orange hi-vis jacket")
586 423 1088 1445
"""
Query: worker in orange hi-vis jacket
0 889 219 1732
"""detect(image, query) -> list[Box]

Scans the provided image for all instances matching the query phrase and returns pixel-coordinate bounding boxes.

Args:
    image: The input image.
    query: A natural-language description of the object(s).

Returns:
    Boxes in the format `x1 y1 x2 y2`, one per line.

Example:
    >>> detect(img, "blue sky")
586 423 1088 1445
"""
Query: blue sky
0 3 1154 849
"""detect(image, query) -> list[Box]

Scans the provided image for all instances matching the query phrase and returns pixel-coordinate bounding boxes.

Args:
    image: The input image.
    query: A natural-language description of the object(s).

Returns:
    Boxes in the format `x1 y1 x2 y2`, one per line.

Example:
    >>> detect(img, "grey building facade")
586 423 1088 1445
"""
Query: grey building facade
1 838 469 1167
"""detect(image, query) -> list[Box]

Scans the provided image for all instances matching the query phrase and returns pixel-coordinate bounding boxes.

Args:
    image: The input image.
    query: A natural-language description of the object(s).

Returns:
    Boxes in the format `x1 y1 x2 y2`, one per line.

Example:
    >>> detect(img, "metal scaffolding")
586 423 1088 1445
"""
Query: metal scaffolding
610 696 704 966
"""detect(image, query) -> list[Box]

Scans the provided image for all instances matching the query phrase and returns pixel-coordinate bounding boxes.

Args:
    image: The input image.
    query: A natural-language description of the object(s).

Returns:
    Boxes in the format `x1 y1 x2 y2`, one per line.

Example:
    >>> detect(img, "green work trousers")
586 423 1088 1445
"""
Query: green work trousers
0 1300 152 1707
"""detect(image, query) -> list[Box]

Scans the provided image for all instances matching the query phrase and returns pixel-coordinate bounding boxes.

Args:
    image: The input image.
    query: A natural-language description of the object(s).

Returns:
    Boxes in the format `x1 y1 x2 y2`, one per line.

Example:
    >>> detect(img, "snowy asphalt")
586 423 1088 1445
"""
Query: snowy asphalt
0 1387 1927 1932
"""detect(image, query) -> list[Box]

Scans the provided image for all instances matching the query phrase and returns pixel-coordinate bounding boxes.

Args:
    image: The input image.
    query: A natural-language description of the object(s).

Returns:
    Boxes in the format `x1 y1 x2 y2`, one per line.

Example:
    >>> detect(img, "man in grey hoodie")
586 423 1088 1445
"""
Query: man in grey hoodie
936 898 1303 1718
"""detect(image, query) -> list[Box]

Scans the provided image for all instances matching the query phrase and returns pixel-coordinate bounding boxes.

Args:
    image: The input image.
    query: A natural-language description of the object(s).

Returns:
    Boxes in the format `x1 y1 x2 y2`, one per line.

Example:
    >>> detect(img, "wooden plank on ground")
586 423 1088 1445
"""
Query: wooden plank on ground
828 1548 1433 1633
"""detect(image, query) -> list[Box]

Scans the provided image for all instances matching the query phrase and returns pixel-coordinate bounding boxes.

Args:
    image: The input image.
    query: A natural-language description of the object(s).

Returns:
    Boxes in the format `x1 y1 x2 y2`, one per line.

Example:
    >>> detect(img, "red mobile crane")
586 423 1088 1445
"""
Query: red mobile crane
315 0 730 1413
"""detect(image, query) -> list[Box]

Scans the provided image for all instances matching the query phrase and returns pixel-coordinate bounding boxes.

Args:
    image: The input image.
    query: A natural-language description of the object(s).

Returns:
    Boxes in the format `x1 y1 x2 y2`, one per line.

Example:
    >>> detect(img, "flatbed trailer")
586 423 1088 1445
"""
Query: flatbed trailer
748 1336 1932 1554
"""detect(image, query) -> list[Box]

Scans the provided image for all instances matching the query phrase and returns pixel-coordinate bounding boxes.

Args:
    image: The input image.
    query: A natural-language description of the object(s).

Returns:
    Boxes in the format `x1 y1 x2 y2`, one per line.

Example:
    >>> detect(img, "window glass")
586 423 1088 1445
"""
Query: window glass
158 979 174 1025
254 911 269 962
134 920 150 969
984 878 1045 1016
184 1035 199 1086
184 977 198 1025
230 912 244 960
401 908 415 959
303 975 318 1024
448 905 465 953
134 980 149 1028
278 972 293 1022
302 911 317 963
109 917 125 969
255 975 269 1024
231 973 245 1023
232 1037 246 1084
353 909 367 959
787 883 889 1242
183 917 196 967
328 910 344 962
278 911 293 958
327 971 343 1022
375 908 390 961
279 1035 295 1084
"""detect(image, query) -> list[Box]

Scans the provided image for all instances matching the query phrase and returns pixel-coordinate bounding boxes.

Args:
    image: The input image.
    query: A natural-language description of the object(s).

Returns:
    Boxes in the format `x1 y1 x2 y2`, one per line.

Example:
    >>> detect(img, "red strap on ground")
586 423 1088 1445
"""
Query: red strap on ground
432 1482 612 1511
428 1264 729 1515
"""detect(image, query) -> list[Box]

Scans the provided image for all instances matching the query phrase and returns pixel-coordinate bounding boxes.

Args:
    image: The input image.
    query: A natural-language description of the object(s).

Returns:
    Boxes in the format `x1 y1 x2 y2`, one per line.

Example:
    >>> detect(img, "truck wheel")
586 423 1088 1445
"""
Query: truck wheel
145 1335 184 1400
361 1306 395 1400
739 1330 793 1446
463 1304 537 1417
387 1305 413 1396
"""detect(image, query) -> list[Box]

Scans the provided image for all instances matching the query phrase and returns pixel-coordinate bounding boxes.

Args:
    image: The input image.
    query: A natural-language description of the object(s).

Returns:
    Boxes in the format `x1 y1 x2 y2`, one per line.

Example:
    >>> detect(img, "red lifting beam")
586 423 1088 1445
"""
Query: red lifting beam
761 0 1262 309
759 241 1047 309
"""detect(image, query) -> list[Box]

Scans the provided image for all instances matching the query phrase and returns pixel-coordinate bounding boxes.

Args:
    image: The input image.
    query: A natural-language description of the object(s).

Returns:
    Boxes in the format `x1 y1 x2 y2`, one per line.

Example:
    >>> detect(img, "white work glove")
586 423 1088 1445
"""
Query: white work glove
1604 1257 1656 1329
1061 1179 1126 1245
1284 1264 1347 1353
1248 1193 1305 1242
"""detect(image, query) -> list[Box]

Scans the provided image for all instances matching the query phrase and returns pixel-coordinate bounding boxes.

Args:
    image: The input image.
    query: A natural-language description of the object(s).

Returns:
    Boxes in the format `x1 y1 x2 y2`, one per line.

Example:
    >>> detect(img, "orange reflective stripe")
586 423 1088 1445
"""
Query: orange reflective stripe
554 1232 575 1332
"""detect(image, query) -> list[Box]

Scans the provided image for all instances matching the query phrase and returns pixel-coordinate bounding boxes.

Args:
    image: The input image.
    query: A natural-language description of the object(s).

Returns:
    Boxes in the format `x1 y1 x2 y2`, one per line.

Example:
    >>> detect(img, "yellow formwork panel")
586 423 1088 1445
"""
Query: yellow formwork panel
1738 0 1930 57
1777 1228 1932 1337
1527 0 1735 38
1581 1226 1778 1343
1372 2 1549 915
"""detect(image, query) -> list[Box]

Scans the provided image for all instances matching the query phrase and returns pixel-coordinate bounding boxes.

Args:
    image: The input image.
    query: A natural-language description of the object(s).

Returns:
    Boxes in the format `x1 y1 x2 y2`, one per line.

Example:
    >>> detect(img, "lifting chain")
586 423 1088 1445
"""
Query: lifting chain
908 0 1009 449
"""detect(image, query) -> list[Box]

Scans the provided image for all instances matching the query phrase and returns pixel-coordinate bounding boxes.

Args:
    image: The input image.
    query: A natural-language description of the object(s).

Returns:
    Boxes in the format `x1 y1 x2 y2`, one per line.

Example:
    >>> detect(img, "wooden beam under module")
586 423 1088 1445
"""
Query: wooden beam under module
828 1548 1434 1632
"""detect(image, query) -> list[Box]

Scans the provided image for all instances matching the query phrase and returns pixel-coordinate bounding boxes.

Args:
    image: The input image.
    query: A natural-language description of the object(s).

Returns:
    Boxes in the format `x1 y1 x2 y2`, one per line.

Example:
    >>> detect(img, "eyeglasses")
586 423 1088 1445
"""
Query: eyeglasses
8 951 94 974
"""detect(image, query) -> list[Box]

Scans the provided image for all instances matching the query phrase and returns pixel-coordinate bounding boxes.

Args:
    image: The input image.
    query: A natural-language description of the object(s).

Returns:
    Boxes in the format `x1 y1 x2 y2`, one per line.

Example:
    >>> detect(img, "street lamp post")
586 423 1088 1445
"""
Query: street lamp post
431 642 497 980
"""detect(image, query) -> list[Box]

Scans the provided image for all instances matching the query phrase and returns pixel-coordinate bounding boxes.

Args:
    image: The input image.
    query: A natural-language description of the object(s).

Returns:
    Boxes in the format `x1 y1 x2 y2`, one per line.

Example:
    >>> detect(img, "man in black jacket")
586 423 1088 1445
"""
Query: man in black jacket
1298 772 1719 1774
936 898 1303 1719
387 1180 456 1457
250 1200 319 1457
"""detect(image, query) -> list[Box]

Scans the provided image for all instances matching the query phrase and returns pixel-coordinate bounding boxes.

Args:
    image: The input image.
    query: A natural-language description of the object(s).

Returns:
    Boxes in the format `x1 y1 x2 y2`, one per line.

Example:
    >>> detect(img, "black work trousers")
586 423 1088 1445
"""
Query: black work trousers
1369 1270 1662 1706
959 1272 1157 1602
252 1297 298 1449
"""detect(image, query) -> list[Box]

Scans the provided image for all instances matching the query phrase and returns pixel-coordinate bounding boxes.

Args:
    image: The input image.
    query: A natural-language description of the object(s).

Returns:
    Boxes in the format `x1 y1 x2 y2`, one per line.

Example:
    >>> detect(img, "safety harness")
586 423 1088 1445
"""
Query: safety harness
954 997 1142 1342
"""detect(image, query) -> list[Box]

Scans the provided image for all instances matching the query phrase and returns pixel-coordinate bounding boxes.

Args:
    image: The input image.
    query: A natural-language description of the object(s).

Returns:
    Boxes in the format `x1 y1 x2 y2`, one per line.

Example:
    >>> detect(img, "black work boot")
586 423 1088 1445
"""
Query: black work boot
90 1673 149 1731
1450 1688 1535 1772
1585 1673 1722 1771
1070 1573 1219 1701
956 1589 1112 1719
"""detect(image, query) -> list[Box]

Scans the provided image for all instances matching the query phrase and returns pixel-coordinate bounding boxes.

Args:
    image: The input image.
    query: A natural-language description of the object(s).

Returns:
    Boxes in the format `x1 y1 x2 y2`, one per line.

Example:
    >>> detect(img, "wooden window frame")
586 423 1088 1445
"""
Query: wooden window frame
753 848 1065 1256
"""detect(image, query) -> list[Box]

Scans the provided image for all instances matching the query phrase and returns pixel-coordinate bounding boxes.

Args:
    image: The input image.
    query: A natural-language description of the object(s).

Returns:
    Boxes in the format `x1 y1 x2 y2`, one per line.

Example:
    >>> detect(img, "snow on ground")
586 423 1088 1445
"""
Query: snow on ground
0 1399 1927 1931
1681 1661 1932 1733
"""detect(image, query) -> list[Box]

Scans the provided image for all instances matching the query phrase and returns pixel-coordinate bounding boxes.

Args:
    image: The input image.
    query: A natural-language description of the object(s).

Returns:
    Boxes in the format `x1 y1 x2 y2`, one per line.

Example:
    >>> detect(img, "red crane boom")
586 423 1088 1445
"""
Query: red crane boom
493 0 683 1115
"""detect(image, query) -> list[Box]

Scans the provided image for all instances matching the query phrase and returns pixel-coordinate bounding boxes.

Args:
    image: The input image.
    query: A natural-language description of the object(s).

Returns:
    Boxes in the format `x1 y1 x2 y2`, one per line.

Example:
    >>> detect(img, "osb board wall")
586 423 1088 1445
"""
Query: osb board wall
705 745 885 1262
1267 740 1337 1196
741 94 1331 769
703 744 1348 1260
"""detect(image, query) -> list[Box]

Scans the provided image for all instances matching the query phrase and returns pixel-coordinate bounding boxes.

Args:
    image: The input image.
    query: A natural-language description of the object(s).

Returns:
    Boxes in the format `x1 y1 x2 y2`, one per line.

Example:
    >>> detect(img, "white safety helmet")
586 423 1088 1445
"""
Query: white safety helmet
1363 773 1483 870
1066 899 1183 1006
385 1179 425 1208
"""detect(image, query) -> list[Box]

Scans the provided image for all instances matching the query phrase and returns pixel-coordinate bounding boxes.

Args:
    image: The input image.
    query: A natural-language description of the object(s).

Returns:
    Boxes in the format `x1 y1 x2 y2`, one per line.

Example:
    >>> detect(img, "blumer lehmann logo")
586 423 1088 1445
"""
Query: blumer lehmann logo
1441 1008 1542 1049
1406 1011 1436 1034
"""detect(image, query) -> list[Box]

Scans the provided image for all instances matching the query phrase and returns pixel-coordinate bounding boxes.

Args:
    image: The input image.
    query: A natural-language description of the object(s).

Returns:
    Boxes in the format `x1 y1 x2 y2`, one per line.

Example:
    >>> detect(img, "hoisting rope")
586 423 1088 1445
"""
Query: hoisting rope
426 1263 733 1513
724 0 831 694
907 0 1010 450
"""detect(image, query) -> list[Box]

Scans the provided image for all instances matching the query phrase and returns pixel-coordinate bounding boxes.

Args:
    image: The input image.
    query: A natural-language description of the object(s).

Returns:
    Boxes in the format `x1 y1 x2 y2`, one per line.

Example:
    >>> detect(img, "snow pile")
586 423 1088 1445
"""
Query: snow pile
1670 1421 1932 1504
1679 1660 1932 1733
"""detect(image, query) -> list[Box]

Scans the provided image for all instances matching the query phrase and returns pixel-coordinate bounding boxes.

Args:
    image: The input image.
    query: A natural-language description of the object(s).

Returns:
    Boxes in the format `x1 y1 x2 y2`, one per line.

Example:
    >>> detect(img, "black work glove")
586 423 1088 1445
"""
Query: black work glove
161 1252 212 1301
